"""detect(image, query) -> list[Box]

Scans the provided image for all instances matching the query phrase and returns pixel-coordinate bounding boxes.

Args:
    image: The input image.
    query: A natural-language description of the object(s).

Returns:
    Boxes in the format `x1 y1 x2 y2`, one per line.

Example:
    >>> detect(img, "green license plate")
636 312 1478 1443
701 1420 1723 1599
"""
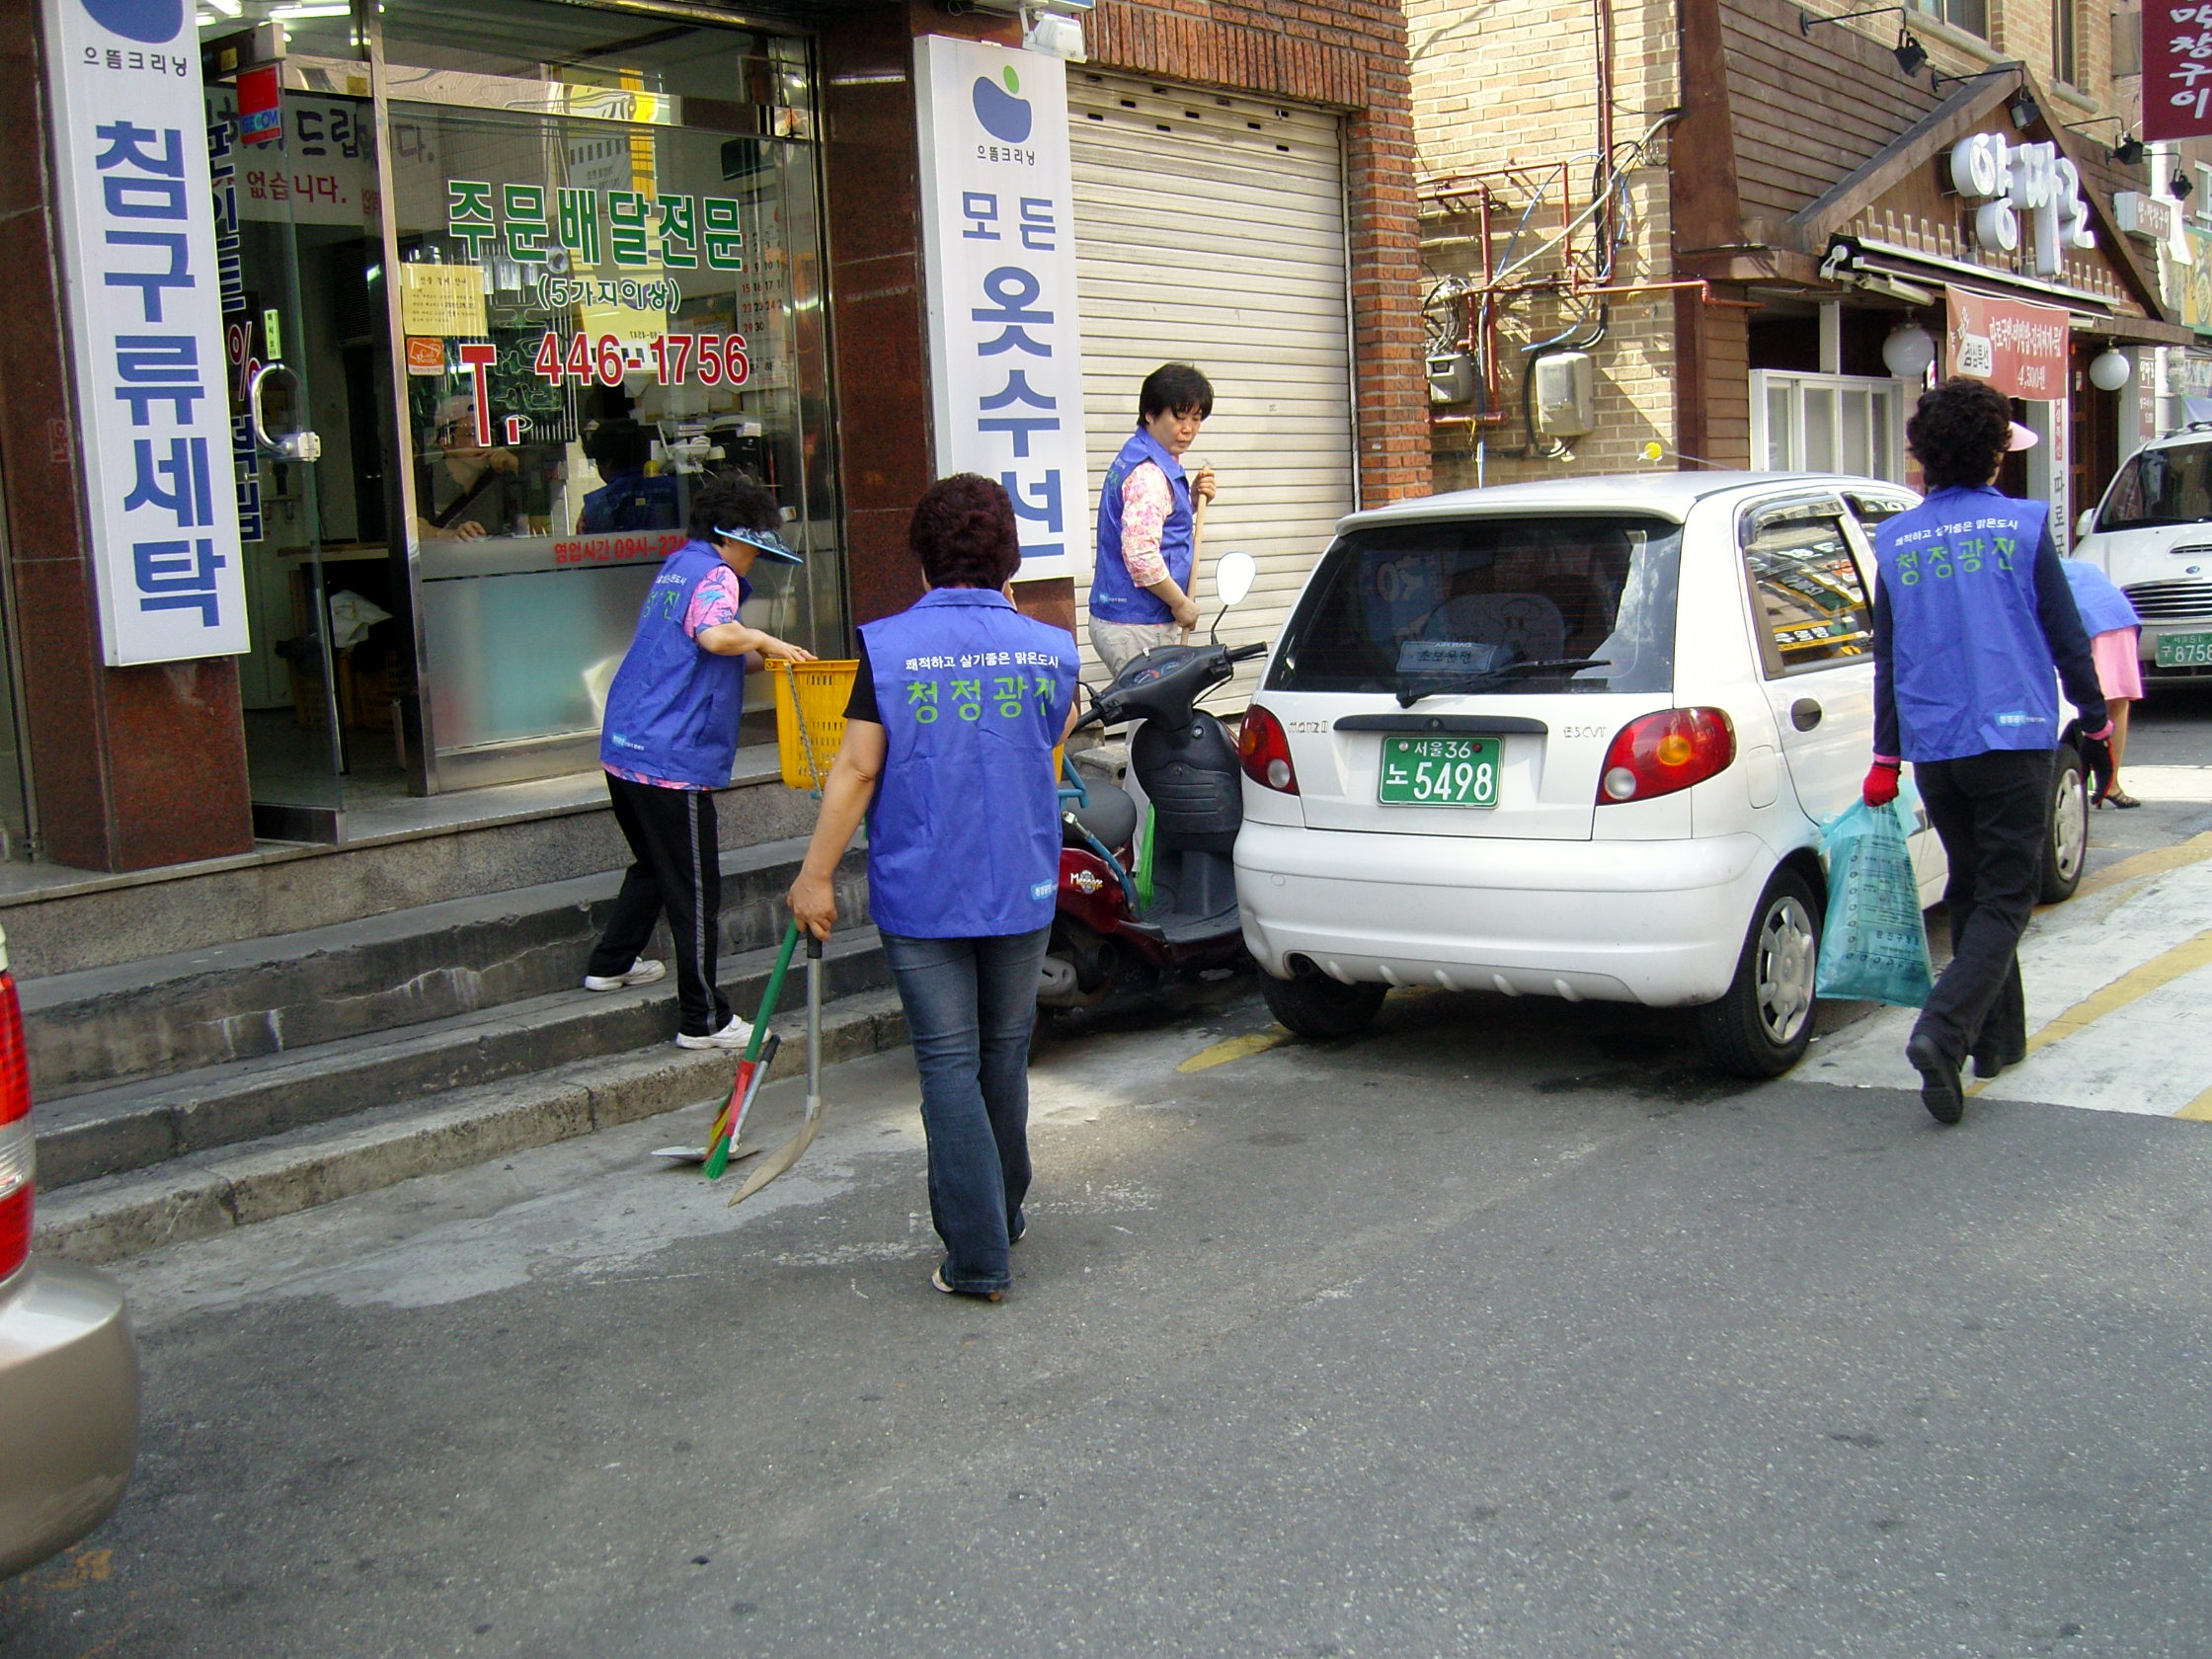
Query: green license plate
1378 736 1501 807
2156 631 2212 668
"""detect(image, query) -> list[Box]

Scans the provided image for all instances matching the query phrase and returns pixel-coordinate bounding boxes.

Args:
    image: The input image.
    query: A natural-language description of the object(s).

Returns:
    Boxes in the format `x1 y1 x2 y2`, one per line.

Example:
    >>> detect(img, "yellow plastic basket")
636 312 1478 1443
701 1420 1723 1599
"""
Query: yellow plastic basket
772 659 860 791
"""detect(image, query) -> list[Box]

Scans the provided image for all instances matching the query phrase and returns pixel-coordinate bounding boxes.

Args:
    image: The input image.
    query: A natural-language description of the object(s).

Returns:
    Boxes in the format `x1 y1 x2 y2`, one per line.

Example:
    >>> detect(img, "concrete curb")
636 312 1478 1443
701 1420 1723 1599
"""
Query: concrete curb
32 988 909 1267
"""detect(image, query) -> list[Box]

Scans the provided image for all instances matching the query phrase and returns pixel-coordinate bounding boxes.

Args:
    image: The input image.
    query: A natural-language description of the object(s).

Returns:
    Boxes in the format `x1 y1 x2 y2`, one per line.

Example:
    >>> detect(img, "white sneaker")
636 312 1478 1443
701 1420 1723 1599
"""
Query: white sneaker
674 1014 754 1051
583 959 667 992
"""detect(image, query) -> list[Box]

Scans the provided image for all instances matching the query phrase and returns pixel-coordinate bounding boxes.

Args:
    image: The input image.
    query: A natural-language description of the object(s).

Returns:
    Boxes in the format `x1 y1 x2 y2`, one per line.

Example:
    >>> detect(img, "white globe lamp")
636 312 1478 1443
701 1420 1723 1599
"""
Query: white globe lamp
2089 349 2133 392
1881 322 1937 380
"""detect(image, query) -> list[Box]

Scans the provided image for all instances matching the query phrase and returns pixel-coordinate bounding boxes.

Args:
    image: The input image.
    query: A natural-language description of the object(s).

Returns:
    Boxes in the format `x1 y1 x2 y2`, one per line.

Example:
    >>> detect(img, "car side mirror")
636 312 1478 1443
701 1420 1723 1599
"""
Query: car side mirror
1214 550 1257 607
2076 508 2098 540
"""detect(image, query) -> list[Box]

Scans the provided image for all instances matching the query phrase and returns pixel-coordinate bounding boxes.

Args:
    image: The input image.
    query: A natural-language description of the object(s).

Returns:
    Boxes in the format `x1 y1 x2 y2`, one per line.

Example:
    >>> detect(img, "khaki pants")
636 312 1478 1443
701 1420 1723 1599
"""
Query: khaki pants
1089 617 1181 679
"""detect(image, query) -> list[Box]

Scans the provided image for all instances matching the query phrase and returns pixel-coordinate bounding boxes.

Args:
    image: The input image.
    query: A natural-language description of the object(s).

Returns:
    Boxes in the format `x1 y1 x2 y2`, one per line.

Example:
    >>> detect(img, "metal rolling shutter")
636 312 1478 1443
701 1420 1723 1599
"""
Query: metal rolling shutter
1067 72 1354 692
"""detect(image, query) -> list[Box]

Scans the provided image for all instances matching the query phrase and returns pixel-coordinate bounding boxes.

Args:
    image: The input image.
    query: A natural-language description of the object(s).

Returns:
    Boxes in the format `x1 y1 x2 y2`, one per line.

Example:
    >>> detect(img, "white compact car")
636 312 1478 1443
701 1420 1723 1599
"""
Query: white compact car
2073 426 2212 680
1234 473 2090 1077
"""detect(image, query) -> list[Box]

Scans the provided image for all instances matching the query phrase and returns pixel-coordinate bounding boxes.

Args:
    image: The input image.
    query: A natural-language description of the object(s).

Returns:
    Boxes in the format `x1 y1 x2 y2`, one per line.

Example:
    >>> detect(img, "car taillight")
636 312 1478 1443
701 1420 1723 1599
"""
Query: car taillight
0 969 31 1281
1598 708 1736 804
1238 704 1300 795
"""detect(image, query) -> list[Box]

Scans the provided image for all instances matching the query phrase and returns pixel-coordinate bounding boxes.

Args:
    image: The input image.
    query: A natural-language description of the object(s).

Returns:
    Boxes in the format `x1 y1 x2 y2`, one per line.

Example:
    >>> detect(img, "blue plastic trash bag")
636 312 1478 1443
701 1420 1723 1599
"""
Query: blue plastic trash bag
1813 797 1935 1008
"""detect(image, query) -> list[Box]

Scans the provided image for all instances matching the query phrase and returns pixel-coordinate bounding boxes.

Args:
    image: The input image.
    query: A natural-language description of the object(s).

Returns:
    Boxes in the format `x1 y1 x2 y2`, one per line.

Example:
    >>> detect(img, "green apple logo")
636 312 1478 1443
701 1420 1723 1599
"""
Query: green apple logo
972 65 1032 144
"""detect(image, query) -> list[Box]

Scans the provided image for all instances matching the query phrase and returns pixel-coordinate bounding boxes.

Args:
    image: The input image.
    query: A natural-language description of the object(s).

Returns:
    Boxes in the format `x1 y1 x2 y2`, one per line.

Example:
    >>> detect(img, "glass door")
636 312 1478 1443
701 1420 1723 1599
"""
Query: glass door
375 0 841 790
206 58 403 835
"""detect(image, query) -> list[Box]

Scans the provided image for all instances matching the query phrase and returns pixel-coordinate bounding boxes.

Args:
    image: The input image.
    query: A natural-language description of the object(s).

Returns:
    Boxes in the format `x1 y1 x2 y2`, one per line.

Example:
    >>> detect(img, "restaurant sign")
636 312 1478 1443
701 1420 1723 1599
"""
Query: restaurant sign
2147 7 2212 140
1946 290 2069 400
1947 134 2095 279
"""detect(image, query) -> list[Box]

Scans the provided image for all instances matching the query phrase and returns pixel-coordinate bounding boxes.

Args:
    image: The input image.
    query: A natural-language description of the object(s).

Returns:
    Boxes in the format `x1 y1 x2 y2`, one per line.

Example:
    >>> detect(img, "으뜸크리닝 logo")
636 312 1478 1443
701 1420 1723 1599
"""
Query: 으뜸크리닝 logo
972 65 1032 144
80 0 184 45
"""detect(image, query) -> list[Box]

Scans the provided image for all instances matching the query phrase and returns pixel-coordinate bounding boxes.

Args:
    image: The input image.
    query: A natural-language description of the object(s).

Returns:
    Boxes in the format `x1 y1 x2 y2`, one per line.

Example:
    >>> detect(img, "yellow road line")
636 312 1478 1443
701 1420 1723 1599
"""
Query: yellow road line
2071 831 2212 901
1177 1029 1292 1073
2175 1089 2212 1122
1966 926 2212 1098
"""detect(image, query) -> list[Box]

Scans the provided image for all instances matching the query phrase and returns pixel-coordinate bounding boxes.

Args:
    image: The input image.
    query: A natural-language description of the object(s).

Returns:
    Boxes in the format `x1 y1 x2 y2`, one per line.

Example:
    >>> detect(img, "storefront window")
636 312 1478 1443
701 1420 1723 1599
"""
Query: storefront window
1907 0 1989 39
1751 370 1908 482
379 1 837 787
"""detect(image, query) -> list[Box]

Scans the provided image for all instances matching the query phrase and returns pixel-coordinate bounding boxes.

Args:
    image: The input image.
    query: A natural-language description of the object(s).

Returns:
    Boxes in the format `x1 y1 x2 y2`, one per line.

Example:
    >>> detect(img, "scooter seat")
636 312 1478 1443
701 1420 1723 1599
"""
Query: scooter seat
1064 780 1140 851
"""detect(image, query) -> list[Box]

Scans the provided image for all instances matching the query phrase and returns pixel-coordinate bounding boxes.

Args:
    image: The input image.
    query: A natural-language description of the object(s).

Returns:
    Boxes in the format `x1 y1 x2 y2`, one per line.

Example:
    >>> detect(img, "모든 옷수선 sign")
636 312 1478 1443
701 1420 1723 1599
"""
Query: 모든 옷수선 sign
912 37 1088 583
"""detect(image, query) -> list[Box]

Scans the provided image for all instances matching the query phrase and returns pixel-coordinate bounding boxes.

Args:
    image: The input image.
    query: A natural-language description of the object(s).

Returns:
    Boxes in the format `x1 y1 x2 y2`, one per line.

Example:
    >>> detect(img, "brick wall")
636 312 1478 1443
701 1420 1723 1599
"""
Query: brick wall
1087 0 1430 505
1795 0 2124 117
1410 0 1686 487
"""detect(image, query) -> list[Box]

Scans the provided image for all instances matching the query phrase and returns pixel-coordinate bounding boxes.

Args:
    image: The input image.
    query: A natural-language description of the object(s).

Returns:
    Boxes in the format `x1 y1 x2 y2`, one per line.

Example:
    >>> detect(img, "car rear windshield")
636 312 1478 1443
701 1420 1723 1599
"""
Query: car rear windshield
2099 440 2212 530
1265 514 1682 696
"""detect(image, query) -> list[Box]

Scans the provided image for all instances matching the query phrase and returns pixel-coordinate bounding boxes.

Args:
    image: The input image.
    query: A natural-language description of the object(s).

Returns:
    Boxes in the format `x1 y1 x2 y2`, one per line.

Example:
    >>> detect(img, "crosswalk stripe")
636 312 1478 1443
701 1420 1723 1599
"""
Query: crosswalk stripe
1965 929 2212 1098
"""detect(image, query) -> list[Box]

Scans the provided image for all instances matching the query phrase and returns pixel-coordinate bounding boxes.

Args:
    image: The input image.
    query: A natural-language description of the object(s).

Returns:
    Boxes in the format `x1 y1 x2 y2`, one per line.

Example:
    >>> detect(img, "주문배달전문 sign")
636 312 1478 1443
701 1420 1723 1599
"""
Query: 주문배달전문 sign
912 37 1088 584
42 0 248 666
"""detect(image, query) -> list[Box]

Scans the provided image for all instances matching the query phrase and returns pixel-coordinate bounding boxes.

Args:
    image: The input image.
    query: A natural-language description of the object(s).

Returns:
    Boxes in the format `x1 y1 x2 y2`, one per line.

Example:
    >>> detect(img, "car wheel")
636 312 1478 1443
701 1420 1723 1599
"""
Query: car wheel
1697 868 1821 1078
2039 742 2088 905
1260 967 1386 1041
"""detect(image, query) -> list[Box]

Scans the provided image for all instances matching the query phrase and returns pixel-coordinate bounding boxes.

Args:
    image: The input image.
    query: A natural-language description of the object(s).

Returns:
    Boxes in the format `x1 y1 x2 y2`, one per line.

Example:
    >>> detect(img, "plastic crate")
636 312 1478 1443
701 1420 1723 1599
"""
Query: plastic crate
772 659 859 791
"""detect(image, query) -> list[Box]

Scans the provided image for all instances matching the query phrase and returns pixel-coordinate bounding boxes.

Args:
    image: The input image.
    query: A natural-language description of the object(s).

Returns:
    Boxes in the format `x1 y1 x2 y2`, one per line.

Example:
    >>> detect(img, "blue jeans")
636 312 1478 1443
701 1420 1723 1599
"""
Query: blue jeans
880 927 1050 1294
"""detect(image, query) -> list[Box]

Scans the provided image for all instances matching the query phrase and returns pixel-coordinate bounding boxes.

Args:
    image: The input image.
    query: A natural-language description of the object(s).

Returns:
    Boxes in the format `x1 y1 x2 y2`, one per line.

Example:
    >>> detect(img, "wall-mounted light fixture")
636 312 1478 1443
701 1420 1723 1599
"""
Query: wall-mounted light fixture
1798 6 1929 78
1881 321 1937 379
2088 349 2133 392
2061 116 2144 164
2008 91 2040 129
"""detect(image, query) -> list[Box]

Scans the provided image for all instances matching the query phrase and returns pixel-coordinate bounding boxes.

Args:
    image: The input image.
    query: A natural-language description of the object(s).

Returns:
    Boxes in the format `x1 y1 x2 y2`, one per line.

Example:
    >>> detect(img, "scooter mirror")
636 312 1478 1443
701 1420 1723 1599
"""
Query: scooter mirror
1214 550 1257 608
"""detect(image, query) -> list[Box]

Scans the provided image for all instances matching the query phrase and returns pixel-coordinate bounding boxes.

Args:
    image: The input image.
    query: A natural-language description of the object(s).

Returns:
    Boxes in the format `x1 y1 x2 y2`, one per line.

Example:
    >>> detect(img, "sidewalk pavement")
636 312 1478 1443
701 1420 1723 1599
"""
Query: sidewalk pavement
1801 832 2212 1121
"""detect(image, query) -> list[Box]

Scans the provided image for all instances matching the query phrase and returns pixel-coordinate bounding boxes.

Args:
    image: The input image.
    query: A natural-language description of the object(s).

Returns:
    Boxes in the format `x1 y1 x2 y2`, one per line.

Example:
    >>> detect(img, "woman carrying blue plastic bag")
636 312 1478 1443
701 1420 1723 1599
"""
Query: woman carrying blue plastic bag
1861 380 2111 1126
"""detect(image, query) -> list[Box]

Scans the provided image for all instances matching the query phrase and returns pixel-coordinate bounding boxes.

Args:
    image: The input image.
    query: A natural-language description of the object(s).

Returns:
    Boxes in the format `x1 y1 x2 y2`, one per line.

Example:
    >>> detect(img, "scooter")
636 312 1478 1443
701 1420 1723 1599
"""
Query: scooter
1040 552 1264 1010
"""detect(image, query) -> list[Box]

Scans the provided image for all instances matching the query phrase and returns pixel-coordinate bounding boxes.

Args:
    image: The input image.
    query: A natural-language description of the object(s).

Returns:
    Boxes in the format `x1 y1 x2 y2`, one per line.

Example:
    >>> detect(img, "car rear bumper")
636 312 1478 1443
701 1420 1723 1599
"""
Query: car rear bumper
0 1256 139 1579
1234 823 1776 1006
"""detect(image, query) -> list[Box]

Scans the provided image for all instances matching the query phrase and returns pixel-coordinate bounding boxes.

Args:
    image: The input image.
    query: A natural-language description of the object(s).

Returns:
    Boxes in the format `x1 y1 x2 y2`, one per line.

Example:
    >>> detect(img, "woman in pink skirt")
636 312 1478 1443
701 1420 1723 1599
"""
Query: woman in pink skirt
2063 557 2145 808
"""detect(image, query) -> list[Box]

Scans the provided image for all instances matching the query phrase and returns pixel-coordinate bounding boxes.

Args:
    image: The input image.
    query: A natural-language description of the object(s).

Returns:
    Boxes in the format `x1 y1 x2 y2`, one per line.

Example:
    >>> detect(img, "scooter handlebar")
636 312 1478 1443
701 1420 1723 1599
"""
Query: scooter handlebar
1225 642 1268 664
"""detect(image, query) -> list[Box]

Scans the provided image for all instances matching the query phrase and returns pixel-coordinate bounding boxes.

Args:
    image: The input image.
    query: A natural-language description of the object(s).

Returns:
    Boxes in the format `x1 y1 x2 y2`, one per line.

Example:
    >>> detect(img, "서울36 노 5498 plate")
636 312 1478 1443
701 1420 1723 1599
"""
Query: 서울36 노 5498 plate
1378 736 1499 807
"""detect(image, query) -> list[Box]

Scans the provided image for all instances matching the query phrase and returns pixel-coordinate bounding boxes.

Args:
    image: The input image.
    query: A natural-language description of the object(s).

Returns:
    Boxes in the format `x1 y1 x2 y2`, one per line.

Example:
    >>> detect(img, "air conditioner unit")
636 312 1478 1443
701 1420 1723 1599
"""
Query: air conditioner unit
1534 352 1595 439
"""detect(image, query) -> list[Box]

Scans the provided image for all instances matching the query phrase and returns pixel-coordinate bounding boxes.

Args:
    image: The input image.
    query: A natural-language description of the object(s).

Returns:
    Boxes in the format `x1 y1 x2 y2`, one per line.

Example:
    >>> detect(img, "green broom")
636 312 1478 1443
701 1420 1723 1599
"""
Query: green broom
702 919 802 1179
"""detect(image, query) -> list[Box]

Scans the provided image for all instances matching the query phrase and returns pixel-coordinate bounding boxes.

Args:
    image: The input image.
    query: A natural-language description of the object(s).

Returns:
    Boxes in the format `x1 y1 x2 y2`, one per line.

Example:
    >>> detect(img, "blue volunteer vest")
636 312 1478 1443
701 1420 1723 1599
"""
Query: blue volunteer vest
860 589 1079 938
2061 557 2141 636
1089 428 1195 625
1872 488 2059 763
599 540 750 788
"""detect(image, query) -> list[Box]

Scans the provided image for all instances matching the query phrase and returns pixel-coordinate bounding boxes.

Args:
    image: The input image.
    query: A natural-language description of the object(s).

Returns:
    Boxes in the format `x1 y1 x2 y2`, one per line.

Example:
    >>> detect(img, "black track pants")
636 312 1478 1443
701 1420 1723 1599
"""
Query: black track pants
1912 748 2051 1065
587 775 731 1037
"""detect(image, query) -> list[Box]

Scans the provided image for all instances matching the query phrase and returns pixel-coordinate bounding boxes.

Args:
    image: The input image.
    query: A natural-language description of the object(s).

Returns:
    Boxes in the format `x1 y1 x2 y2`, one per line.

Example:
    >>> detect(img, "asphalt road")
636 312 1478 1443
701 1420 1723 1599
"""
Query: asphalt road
6 696 2212 1659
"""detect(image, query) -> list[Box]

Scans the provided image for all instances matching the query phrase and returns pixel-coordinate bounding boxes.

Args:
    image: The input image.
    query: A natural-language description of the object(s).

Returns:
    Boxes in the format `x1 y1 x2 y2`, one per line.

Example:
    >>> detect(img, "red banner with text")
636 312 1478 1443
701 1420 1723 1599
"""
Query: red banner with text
2146 9 2212 140
1945 290 2068 401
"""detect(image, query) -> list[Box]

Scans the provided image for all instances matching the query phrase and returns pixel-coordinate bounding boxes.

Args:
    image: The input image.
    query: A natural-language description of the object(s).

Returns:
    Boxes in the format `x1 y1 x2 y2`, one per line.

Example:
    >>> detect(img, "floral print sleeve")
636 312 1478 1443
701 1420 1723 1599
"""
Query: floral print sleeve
1119 462 1174 588
683 564 744 638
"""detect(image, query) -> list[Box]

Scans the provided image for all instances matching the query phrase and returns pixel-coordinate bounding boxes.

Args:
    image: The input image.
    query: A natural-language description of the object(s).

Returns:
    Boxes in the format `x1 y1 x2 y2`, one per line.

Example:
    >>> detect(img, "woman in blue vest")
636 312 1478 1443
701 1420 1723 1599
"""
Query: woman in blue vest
584 475 816 1048
1087 362 1219 676
1863 379 2110 1126
788 476 1079 1301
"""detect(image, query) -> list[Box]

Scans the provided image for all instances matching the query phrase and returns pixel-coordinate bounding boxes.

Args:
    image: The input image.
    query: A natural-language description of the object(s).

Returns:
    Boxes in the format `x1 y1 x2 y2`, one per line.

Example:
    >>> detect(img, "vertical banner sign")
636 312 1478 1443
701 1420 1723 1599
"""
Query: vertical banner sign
1945 290 2069 401
2147 8 2212 140
40 0 248 666
913 38 1088 582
